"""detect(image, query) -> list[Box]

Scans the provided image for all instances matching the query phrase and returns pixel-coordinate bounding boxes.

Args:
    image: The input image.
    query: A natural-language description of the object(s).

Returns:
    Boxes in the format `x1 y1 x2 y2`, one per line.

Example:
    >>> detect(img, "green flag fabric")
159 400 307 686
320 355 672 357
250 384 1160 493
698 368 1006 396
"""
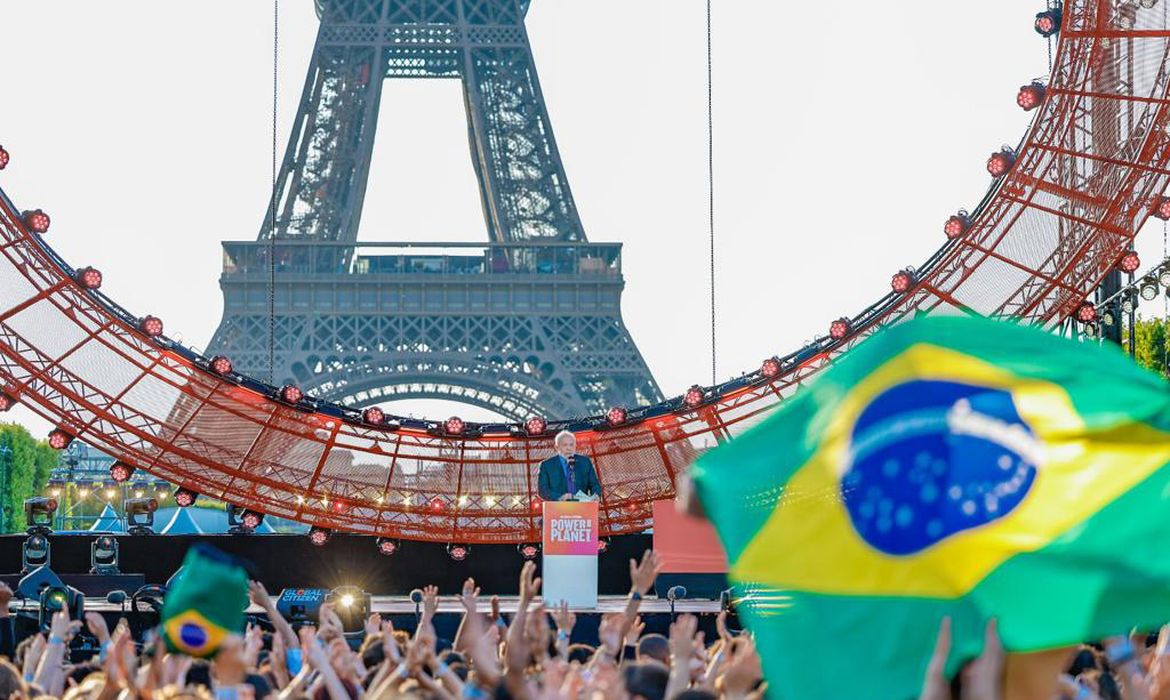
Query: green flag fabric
160 543 249 657
692 316 1170 699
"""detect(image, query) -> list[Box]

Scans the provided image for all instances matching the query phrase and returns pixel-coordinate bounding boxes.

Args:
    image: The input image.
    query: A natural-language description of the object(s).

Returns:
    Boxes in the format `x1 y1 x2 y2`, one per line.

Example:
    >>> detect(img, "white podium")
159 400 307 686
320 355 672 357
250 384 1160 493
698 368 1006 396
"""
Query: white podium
541 500 599 609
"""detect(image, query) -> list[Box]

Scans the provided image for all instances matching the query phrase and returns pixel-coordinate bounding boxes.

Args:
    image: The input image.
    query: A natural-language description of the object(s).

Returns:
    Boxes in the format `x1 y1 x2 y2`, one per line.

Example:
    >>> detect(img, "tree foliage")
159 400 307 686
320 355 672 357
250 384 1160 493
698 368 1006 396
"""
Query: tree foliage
1131 317 1170 380
0 422 56 532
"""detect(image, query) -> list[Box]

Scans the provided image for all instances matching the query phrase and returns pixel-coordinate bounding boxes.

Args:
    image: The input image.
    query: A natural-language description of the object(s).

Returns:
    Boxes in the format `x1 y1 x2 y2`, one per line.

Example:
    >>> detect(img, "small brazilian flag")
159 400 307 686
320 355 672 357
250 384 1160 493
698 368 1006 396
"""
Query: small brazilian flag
161 543 249 657
692 316 1170 699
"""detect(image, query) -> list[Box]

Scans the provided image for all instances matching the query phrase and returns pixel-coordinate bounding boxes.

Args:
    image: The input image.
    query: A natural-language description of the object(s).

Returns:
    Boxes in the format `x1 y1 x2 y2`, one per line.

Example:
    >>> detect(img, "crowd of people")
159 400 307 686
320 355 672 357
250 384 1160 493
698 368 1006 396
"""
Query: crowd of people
0 548 1167 699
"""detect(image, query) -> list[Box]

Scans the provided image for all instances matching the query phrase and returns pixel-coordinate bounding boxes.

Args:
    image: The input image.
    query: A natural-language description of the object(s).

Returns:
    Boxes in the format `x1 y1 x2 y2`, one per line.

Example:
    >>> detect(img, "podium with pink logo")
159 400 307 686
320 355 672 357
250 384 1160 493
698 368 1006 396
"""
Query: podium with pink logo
541 501 599 608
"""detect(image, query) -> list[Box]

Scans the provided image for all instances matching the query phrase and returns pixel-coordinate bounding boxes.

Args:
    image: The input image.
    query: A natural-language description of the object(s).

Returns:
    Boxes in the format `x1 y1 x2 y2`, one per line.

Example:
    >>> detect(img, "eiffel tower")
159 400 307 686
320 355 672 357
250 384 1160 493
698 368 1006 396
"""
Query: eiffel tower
207 0 661 421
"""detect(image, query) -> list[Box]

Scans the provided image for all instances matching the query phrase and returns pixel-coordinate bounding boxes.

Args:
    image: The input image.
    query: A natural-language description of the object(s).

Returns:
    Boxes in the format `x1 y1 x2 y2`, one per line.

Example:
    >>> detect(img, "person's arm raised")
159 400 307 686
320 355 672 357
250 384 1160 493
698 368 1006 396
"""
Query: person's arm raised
250 580 298 649
619 550 661 643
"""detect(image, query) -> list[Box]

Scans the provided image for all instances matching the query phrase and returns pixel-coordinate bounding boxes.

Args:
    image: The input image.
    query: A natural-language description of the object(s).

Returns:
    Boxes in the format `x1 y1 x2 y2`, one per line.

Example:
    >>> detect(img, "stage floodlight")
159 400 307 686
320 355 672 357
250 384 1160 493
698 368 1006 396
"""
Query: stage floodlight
90 535 119 575
125 497 158 535
25 497 57 535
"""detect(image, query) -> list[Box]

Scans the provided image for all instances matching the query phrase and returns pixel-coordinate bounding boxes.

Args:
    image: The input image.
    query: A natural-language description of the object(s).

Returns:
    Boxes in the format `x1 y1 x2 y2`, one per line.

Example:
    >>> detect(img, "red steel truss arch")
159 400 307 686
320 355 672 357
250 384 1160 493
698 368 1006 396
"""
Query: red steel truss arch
2 0 1170 542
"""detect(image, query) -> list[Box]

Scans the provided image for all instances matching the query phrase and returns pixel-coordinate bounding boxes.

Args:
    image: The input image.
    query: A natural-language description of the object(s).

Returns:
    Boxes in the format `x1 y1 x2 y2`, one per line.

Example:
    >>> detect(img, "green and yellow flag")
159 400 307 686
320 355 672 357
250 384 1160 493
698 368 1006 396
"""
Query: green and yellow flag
692 316 1170 699
161 543 249 657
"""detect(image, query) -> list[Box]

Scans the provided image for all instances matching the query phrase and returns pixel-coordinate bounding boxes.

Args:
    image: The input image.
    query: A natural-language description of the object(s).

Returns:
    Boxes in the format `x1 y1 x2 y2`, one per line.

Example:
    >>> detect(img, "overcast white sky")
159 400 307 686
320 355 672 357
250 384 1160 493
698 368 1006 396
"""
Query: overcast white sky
1 1 1166 432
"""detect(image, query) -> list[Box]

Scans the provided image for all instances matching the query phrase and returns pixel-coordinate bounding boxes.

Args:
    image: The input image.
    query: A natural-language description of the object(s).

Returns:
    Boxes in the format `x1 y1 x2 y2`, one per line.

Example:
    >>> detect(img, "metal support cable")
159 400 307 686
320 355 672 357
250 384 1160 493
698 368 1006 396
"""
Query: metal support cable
706 0 716 386
268 0 279 383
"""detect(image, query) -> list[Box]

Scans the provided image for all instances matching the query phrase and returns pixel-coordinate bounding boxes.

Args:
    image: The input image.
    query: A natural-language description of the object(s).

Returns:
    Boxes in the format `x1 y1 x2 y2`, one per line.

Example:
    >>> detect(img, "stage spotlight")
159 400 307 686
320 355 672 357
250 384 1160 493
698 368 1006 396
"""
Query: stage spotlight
90 535 119 575
376 537 400 556
829 318 851 340
209 355 233 376
525 416 548 436
362 406 385 425
1122 292 1138 314
598 538 610 554
227 504 264 534
22 534 50 572
308 526 332 546
1102 309 1116 327
39 584 82 632
174 487 199 508
47 429 73 450
1119 251 1141 273
986 148 1016 177
138 316 164 338
683 385 705 409
518 543 540 560
23 209 50 234
109 461 135 483
1141 278 1160 300
25 497 57 535
1141 0 1159 8
447 543 470 561
1154 196 1170 220
0 145 8 169
1076 302 1098 324
1115 2 1138 29
444 416 465 435
326 586 370 633
0 393 15 413
125 497 157 535
606 406 628 427
279 384 304 404
1084 323 1098 338
1035 7 1062 37
1160 270 1170 288
760 356 781 378
74 266 103 290
1016 82 1046 111
944 212 971 239
890 269 915 293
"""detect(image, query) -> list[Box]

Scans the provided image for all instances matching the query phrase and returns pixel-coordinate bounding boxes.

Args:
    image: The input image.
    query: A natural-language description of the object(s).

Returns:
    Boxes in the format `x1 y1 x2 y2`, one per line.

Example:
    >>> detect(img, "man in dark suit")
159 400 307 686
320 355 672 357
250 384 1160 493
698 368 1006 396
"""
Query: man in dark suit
538 430 602 501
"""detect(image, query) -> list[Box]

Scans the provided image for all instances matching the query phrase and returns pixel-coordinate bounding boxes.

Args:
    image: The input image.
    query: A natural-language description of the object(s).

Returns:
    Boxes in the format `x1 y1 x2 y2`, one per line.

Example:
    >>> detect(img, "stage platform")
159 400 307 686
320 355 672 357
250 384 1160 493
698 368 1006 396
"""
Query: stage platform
9 595 721 615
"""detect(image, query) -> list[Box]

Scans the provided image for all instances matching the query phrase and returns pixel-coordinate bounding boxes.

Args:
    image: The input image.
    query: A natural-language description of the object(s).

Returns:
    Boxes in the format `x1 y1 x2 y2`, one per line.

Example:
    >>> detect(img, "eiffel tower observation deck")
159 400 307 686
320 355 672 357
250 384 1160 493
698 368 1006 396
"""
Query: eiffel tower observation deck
207 0 661 421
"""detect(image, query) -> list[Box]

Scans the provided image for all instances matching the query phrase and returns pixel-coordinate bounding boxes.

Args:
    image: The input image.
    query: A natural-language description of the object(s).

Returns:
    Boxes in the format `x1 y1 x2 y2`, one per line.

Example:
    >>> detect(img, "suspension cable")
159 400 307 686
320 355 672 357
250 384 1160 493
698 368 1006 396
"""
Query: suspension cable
268 0 279 384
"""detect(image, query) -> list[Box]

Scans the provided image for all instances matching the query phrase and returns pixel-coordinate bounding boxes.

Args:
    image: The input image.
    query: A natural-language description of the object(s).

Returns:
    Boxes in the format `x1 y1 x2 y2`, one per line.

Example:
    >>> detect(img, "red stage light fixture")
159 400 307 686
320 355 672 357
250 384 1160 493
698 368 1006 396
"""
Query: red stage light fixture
518 543 540 560
174 488 198 508
0 145 9 170
1035 8 1061 37
47 429 73 450
376 538 399 556
1119 251 1141 274
109 462 135 483
1153 196 1170 220
890 269 915 293
308 526 332 546
944 212 971 239
1016 82 1046 111
362 406 385 425
0 393 14 413
139 316 164 338
829 318 850 340
23 209 50 234
598 538 611 553
1076 302 1098 324
683 385 704 408
525 416 548 436
606 406 627 426
209 355 233 376
761 357 781 378
241 510 264 530
429 497 444 512
75 267 103 290
447 543 470 561
986 149 1016 177
279 385 304 404
444 416 465 435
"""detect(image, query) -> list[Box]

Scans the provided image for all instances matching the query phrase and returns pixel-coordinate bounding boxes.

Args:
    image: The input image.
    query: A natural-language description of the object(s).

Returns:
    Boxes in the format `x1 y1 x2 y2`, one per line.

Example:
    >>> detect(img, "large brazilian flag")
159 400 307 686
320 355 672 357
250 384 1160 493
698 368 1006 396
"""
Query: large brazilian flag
692 316 1170 699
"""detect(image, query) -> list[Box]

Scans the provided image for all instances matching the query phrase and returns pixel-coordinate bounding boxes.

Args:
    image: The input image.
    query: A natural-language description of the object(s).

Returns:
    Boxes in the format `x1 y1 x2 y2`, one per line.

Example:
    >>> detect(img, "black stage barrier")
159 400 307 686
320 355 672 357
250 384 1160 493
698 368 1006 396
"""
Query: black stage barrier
0 533 658 596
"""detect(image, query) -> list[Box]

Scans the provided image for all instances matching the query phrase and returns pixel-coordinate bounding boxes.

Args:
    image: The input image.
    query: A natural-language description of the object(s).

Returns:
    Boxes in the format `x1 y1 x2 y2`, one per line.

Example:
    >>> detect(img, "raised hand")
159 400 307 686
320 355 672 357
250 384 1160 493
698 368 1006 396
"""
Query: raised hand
421 584 440 621
381 620 402 664
721 636 763 700
623 615 645 648
597 613 624 656
519 561 542 605
85 612 110 645
318 603 343 641
629 550 662 596
460 578 481 613
553 600 576 635
960 618 1004 700
669 614 698 664
716 610 732 642
364 612 382 639
248 580 275 610
919 617 952 700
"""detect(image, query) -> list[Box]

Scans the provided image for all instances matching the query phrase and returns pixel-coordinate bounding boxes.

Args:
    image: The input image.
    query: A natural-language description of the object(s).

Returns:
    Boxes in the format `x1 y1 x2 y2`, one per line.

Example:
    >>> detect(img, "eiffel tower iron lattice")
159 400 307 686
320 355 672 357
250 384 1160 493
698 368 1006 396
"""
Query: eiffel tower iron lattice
207 0 661 420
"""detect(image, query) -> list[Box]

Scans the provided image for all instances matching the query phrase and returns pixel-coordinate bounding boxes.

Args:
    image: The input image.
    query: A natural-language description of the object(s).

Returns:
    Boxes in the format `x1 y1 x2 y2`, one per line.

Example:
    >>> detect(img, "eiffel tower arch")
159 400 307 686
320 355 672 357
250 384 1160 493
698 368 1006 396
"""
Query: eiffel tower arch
207 0 661 420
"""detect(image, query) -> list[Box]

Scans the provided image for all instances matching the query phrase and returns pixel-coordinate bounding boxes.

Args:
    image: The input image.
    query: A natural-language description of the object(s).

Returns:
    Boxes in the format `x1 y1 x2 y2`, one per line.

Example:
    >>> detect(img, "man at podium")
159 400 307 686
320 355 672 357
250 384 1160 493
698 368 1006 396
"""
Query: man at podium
538 431 602 501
